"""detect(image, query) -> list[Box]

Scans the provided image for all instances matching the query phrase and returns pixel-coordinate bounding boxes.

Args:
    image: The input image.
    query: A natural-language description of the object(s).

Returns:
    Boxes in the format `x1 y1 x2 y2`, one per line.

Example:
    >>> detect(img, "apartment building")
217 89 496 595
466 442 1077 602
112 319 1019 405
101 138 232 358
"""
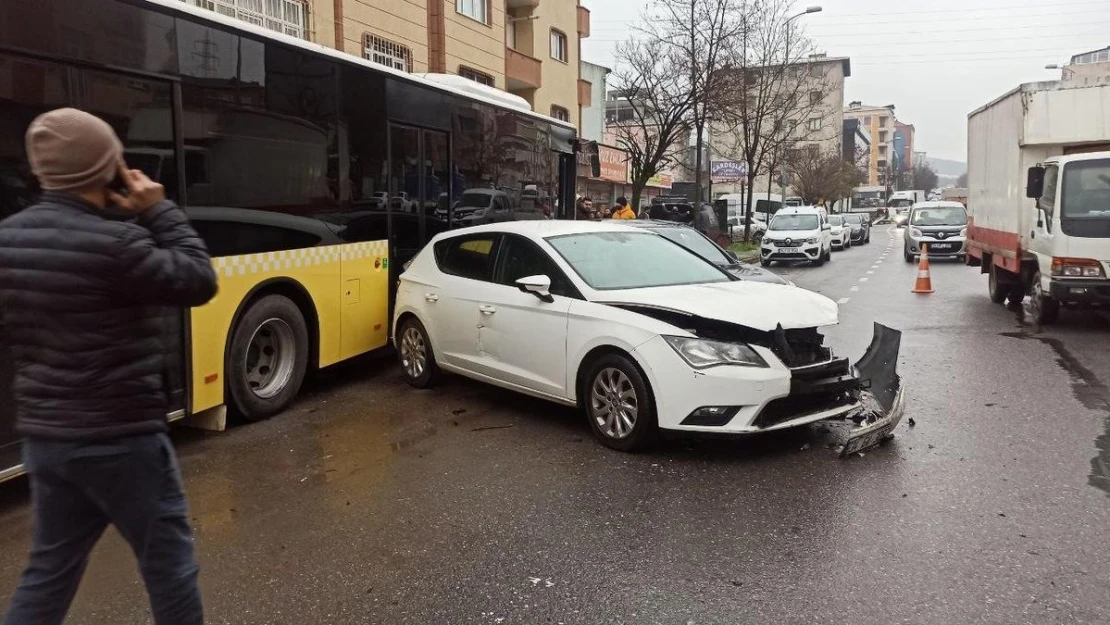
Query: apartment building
709 55 851 200
180 0 591 126
844 102 896 186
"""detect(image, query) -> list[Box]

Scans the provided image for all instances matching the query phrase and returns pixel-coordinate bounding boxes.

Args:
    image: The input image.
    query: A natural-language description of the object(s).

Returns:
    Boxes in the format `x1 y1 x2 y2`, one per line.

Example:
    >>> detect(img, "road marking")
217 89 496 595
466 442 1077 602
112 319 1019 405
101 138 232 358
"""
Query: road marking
837 297 850 304
867 270 875 274
859 277 869 282
850 285 860 292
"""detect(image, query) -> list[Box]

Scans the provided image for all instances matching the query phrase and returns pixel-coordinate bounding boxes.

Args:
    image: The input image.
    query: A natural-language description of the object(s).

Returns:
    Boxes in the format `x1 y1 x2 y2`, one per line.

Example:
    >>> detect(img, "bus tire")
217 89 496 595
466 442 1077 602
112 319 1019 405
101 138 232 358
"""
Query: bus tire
227 294 310 421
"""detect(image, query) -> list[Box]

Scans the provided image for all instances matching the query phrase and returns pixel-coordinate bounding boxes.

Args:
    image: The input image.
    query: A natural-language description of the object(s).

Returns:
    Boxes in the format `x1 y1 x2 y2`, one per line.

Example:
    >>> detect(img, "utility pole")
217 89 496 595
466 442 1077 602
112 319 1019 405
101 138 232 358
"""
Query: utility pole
691 0 704 208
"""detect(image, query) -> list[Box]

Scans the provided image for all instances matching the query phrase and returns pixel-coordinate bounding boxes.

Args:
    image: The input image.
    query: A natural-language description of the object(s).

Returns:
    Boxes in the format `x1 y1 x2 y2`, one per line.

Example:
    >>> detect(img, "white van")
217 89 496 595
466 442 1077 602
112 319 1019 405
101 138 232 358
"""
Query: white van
760 206 832 266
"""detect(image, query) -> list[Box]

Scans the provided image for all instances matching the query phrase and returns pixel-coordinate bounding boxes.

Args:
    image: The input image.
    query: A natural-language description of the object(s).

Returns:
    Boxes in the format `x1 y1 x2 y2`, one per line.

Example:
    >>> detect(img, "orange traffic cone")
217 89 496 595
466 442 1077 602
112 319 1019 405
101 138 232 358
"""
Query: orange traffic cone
912 244 934 294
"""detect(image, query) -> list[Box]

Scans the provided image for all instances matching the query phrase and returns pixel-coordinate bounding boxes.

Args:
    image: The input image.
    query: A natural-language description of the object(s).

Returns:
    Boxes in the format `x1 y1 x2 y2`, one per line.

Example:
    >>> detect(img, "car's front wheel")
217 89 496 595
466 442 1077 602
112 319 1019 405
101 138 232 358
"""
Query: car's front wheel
584 354 657 452
760 257 772 267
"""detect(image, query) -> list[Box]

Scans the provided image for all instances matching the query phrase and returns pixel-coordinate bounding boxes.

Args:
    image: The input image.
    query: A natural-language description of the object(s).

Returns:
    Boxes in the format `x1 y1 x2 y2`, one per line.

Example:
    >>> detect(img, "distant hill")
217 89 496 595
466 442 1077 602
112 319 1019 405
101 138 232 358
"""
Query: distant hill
926 157 966 177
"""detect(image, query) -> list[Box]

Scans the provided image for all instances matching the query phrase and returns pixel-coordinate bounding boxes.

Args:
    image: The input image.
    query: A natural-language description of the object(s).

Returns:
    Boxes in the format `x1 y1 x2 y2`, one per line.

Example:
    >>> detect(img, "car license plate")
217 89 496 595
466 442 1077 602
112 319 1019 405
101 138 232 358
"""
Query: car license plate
926 243 952 251
841 386 906 457
779 247 799 254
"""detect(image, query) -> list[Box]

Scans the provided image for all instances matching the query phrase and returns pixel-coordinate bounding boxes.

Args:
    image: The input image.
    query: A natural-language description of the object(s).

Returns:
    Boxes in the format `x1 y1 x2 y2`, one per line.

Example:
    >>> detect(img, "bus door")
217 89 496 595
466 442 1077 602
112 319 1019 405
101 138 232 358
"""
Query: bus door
388 124 450 270
0 338 17 476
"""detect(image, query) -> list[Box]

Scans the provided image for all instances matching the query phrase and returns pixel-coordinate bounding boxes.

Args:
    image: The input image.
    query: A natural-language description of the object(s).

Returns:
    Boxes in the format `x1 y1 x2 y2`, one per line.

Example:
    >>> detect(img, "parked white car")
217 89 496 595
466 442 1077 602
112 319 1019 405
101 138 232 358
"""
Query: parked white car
759 206 832 266
827 214 851 250
393 221 904 451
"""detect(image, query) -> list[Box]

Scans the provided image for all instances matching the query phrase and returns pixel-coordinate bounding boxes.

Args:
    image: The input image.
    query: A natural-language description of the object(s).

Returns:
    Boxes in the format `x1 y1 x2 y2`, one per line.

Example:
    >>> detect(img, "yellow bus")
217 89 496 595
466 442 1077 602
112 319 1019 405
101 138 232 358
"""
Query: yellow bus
0 0 578 481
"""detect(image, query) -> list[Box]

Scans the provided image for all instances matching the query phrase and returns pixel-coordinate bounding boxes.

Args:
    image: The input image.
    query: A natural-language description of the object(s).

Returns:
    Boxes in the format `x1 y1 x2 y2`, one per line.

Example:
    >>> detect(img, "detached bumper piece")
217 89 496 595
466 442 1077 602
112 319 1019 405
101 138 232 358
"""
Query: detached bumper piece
841 323 906 457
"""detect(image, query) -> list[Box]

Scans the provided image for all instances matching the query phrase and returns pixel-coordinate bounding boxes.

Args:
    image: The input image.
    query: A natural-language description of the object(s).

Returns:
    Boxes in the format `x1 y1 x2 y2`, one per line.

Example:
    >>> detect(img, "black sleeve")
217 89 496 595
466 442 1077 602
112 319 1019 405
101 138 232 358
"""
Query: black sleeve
116 201 218 307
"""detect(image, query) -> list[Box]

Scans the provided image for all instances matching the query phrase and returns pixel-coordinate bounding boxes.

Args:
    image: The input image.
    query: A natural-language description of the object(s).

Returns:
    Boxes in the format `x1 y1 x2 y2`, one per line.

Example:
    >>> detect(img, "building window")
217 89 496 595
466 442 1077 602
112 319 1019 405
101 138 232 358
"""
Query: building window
879 115 889 128
456 0 489 24
364 33 412 72
861 115 871 125
459 66 494 87
551 106 570 122
186 0 307 38
807 117 822 131
550 29 568 63
809 64 822 78
879 130 888 143
809 90 822 105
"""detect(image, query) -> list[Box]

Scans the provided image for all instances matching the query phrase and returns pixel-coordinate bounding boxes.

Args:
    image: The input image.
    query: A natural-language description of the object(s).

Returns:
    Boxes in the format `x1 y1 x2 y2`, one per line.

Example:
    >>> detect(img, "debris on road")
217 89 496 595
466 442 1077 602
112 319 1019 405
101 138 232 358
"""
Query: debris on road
908 418 916 428
471 424 514 432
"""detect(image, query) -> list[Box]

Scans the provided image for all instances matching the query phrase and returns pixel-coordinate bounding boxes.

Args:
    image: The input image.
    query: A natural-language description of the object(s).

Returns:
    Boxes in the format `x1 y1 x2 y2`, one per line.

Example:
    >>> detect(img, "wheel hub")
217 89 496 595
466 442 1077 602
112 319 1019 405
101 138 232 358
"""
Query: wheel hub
400 326 426 379
244 318 296 399
590 367 638 439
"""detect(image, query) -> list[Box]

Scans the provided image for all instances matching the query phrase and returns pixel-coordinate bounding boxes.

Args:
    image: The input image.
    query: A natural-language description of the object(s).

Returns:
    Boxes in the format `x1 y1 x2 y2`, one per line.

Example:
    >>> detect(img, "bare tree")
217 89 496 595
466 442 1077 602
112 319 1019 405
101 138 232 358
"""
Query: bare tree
909 161 939 191
608 37 694 210
787 146 863 206
646 0 747 206
712 0 833 240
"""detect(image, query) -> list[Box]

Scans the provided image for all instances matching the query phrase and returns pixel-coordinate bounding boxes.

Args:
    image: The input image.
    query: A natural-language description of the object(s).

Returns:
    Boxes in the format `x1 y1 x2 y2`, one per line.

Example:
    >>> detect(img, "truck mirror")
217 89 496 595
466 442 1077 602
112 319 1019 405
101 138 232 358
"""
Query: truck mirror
1026 166 1045 199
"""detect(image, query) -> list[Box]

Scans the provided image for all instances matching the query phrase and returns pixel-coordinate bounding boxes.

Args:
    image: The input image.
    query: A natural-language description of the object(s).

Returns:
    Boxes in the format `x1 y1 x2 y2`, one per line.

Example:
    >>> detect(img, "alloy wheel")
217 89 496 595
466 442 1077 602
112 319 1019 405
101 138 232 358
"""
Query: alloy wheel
400 325 427 380
590 367 639 439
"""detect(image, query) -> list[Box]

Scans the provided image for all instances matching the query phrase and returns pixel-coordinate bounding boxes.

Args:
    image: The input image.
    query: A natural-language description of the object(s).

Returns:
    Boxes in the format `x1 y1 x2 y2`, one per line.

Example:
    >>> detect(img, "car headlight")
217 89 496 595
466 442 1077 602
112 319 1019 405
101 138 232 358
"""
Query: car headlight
805 237 818 244
910 228 923 238
663 336 768 369
960 227 967 237
1051 257 1105 277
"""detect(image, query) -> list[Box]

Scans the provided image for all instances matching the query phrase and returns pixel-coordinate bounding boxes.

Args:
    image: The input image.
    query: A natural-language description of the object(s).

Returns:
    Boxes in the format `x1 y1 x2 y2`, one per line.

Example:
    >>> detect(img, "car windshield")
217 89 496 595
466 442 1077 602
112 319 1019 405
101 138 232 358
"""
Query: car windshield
546 231 729 290
651 226 731 265
889 199 914 208
456 193 493 208
844 214 862 224
911 207 967 226
1061 159 1110 218
828 215 843 227
769 214 819 231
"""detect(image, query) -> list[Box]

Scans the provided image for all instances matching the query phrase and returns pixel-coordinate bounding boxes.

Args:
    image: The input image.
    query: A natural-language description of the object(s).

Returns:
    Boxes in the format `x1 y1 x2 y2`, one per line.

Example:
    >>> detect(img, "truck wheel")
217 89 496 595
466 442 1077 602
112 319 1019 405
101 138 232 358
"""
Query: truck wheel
1029 271 1060 325
988 265 1008 304
227 295 310 421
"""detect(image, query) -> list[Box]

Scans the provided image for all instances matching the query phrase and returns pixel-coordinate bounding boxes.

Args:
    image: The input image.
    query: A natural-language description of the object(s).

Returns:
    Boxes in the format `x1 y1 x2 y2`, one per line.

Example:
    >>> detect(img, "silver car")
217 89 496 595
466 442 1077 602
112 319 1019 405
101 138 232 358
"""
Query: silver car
903 202 968 263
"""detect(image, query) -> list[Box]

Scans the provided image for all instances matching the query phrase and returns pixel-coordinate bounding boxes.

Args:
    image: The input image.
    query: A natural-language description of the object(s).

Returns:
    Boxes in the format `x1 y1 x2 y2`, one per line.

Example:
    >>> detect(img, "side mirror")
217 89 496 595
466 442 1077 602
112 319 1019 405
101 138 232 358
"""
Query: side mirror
1026 166 1045 199
822 223 832 231
515 274 554 303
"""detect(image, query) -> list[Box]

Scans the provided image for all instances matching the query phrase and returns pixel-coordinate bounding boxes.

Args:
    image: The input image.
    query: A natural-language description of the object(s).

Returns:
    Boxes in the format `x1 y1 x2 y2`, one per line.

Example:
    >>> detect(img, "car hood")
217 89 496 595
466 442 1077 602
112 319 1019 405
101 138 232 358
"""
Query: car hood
764 229 817 240
721 262 790 285
596 281 838 331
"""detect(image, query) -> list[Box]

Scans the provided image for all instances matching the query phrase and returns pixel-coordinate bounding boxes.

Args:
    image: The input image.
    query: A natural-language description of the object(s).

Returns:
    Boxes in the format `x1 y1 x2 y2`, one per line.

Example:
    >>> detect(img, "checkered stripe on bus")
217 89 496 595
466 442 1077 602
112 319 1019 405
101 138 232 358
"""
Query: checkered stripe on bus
211 241 390 278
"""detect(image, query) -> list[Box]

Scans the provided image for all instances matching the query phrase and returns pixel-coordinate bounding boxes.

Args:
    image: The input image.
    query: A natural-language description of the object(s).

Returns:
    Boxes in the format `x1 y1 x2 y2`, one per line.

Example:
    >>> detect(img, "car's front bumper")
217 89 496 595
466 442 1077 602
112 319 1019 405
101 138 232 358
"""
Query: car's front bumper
906 237 966 257
760 241 822 261
633 326 904 435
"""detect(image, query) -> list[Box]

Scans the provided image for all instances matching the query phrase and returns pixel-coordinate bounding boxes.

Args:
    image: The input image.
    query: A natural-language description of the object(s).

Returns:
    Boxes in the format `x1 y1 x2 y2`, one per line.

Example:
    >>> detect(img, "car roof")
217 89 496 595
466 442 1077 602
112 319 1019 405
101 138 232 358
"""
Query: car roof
911 201 966 209
442 220 646 238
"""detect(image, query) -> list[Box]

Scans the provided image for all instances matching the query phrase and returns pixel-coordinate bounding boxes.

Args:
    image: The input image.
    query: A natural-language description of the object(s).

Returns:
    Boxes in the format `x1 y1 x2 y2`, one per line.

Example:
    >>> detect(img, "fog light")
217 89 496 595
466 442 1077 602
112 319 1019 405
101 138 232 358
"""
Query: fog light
681 406 740 427
1071 287 1089 295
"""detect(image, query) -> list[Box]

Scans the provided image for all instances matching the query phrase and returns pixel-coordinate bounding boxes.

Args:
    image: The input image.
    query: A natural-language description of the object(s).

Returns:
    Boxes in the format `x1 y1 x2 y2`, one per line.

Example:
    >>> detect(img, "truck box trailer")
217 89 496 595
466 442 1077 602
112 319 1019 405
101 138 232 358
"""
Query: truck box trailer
966 76 1110 323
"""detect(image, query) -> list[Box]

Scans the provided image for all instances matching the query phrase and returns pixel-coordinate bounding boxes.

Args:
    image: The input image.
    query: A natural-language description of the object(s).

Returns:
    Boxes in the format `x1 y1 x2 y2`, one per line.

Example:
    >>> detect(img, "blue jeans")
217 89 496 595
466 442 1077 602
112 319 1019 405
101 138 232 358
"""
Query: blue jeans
2 434 203 625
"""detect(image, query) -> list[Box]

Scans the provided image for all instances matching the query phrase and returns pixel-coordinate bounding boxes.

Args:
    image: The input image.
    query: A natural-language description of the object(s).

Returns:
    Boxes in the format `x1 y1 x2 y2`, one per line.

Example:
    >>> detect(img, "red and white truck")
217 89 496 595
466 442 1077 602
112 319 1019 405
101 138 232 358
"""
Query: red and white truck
966 75 1110 323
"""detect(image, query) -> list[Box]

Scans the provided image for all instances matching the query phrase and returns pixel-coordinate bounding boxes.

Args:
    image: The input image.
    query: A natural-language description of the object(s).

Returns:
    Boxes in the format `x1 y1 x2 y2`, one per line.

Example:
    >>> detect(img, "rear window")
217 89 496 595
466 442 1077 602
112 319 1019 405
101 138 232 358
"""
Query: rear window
434 235 498 281
844 214 862 224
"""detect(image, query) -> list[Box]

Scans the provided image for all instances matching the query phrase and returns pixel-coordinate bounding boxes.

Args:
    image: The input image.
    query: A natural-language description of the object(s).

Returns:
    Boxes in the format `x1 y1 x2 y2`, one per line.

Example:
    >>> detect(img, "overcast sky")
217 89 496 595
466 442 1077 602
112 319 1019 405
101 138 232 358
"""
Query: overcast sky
581 0 1110 163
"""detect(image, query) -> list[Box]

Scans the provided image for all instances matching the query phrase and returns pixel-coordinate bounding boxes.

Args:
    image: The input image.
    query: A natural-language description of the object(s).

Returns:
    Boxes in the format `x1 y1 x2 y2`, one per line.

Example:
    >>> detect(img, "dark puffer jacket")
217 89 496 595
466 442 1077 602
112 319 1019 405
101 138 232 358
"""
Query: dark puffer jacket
0 192 217 441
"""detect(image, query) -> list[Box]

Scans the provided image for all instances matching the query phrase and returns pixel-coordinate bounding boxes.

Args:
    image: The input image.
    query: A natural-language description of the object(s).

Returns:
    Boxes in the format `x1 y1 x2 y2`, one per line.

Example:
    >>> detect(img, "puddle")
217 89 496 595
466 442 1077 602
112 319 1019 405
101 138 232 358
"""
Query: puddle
1001 330 1110 495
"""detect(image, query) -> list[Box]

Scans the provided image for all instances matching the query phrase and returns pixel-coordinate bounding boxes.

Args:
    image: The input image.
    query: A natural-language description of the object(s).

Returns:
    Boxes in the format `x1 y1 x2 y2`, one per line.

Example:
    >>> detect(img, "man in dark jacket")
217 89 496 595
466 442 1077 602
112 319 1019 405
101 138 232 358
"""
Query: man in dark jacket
0 108 217 625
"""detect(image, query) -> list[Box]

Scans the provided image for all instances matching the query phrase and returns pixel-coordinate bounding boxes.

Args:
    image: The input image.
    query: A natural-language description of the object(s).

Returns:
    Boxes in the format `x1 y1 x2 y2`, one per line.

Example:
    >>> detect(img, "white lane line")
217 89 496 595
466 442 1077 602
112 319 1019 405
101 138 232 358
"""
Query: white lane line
837 297 850 304
859 277 869 282
867 270 875 274
850 285 860 292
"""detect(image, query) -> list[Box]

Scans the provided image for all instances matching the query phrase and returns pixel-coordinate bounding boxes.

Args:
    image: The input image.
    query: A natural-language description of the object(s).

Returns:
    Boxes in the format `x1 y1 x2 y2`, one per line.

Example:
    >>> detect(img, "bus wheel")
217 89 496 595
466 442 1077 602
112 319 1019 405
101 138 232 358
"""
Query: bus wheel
227 295 309 421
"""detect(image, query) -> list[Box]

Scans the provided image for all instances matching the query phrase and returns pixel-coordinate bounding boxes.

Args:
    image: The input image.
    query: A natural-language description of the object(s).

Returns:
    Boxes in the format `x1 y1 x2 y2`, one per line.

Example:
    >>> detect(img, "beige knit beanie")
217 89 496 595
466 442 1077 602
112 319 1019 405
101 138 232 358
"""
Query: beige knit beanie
25 108 123 192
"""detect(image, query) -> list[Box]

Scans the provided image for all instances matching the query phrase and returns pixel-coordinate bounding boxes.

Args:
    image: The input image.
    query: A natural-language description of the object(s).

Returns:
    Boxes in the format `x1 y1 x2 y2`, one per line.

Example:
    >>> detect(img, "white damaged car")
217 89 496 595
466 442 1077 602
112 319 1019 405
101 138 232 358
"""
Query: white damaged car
393 221 904 452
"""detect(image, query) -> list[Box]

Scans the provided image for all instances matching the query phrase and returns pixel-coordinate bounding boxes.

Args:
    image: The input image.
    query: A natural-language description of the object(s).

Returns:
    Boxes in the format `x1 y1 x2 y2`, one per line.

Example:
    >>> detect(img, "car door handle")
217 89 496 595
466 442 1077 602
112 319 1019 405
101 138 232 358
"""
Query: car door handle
424 293 439 302
478 305 497 315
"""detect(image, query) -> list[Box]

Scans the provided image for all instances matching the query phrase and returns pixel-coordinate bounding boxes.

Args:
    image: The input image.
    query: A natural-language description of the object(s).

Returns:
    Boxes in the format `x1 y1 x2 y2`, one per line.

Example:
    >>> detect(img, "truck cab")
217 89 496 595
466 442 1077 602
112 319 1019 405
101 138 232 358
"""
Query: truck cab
1023 152 1110 322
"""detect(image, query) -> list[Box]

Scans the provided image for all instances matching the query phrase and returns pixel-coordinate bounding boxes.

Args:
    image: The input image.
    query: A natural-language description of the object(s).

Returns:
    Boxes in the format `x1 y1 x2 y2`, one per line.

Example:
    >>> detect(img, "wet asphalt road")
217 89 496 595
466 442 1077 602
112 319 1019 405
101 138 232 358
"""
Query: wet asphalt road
1 225 1109 624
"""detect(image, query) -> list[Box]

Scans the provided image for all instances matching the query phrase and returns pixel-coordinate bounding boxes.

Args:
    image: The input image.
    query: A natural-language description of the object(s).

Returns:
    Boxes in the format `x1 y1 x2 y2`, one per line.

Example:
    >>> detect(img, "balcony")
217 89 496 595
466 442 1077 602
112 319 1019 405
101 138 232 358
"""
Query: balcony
578 79 592 106
506 47 542 91
506 0 539 7
577 5 590 37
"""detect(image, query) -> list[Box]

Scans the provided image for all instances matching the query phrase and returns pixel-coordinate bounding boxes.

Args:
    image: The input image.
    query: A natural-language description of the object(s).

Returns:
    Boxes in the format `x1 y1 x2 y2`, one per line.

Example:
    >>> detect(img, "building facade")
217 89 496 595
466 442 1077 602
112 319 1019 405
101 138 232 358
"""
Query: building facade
844 102 896 186
578 60 610 142
709 55 851 201
894 120 915 180
178 0 590 127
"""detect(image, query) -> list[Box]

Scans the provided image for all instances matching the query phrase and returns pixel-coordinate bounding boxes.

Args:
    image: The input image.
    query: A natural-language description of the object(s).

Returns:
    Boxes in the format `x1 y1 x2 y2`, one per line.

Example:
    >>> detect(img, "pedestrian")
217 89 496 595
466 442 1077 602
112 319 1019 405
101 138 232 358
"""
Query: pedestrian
576 196 595 220
0 108 218 625
611 196 636 219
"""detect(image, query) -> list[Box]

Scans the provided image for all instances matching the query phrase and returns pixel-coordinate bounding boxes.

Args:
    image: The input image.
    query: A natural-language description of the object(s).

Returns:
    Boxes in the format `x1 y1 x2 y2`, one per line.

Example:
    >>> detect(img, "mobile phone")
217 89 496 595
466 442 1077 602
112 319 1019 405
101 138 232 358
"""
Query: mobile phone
107 172 128 195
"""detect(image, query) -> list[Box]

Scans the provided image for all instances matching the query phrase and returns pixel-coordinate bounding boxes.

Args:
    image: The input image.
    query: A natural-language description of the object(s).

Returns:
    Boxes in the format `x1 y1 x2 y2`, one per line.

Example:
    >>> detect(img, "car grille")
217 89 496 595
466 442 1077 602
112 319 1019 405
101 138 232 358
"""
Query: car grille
772 239 807 247
754 392 857 428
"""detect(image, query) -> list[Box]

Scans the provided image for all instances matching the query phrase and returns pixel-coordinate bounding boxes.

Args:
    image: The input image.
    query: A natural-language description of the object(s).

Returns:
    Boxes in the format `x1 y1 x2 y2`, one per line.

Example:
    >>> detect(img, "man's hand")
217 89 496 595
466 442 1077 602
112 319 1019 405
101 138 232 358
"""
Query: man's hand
107 162 166 214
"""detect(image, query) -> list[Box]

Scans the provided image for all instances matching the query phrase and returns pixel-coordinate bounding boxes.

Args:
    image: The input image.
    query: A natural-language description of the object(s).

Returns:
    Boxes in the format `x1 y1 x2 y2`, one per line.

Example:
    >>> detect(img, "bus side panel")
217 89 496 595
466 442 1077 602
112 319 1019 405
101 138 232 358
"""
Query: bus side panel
338 241 391 362
191 247 344 413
